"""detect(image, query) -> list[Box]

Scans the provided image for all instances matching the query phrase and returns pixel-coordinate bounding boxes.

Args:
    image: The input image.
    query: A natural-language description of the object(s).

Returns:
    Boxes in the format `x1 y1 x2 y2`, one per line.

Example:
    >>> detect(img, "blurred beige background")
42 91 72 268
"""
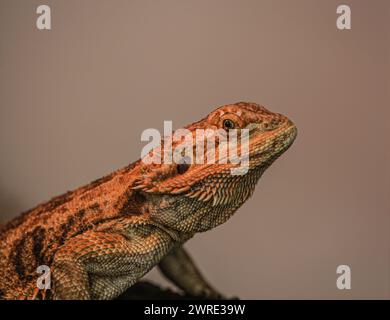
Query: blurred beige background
0 0 389 299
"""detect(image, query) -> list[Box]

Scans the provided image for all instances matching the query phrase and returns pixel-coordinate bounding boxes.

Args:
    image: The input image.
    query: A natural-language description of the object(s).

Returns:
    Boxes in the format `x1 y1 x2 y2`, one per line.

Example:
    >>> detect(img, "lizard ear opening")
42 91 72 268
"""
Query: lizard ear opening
177 163 190 174
176 156 191 174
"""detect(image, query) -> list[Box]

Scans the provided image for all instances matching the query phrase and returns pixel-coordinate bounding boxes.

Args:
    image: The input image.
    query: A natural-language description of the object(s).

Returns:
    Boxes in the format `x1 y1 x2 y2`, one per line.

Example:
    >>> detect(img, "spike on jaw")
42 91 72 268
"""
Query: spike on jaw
170 186 191 194
132 185 146 190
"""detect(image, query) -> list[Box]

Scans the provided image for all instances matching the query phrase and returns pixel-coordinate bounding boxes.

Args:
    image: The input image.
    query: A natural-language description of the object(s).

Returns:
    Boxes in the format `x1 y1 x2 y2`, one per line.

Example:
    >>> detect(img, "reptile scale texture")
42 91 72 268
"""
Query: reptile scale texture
0 102 297 299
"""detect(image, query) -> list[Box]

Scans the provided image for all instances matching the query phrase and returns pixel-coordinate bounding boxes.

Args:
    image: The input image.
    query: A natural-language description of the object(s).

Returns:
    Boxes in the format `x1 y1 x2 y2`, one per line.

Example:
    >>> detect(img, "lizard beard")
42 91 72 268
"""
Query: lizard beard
146 165 266 234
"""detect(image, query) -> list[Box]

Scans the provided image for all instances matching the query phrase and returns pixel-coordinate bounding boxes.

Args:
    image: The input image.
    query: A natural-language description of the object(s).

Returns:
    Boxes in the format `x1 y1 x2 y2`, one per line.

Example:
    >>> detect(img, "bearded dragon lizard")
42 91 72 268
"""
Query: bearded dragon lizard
0 102 297 299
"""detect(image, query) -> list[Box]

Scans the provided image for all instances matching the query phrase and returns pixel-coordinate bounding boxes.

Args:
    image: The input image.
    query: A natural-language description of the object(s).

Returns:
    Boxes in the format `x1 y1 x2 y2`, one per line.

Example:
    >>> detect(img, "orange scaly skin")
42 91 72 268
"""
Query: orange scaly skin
0 102 297 299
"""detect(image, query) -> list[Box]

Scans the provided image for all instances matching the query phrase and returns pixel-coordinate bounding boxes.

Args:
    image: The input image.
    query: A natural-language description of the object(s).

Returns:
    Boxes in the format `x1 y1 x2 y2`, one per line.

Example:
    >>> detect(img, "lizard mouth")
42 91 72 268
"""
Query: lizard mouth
249 121 297 164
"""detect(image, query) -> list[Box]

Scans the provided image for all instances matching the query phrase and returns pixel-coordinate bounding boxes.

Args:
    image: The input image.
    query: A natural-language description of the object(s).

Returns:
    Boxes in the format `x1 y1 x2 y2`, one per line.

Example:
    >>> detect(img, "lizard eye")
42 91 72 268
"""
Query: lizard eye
223 119 235 130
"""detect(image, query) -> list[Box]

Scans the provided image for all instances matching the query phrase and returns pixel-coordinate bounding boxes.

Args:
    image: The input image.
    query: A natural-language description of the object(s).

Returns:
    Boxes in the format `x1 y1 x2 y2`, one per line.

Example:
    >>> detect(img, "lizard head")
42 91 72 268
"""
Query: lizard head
133 102 297 234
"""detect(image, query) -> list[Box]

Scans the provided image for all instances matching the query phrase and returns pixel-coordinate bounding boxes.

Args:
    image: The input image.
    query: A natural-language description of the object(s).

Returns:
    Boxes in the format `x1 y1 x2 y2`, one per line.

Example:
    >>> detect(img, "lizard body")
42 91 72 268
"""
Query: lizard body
0 102 297 299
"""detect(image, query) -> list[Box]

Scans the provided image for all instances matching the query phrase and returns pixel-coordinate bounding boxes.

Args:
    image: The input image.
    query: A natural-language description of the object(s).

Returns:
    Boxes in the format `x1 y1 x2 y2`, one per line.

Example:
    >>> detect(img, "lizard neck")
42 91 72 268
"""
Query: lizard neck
144 166 265 234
